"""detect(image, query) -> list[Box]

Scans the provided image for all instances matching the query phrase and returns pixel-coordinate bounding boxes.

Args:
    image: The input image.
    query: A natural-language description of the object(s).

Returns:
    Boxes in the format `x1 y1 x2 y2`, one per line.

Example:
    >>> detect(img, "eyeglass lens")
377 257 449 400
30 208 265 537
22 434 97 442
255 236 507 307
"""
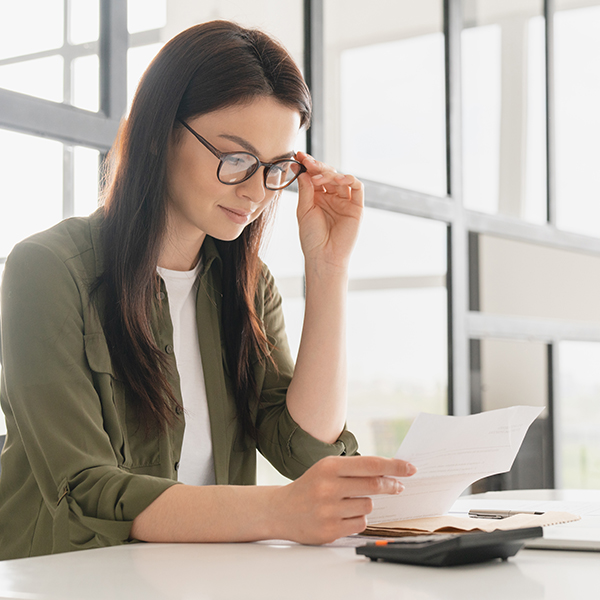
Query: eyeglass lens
219 154 304 190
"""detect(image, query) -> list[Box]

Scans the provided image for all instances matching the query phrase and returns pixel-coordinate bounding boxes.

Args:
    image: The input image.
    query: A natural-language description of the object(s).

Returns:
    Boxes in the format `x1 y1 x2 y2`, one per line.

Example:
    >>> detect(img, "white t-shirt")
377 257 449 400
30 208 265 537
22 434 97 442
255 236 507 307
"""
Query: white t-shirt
157 263 215 486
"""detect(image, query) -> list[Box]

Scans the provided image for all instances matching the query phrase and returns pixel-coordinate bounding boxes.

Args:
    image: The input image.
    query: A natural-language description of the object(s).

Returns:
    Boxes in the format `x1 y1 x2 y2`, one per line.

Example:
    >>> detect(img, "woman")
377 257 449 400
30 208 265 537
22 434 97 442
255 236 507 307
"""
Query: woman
0 21 414 560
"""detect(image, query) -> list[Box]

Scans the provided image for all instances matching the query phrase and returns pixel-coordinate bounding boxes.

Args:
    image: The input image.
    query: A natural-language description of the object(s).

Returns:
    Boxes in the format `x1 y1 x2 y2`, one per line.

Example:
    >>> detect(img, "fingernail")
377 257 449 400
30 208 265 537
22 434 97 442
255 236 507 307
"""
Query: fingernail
407 464 417 476
312 174 324 180
395 481 405 494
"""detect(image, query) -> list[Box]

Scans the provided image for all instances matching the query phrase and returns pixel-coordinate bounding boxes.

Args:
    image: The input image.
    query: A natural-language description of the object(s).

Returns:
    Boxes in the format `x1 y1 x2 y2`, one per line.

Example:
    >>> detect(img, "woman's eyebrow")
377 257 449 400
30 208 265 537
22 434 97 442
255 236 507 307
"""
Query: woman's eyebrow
217 133 295 161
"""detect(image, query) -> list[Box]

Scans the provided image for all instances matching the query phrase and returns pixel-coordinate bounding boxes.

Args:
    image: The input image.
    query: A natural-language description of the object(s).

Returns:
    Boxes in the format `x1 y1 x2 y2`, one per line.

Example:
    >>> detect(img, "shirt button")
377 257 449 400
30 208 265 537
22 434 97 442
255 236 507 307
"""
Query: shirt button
174 461 180 471
175 405 183 415
156 292 165 300
165 344 174 354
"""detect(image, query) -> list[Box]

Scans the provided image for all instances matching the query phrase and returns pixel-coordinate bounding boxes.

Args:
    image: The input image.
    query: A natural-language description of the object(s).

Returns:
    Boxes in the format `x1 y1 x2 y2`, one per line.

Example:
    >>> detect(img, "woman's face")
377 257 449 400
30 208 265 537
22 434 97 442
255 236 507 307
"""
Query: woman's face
165 96 302 246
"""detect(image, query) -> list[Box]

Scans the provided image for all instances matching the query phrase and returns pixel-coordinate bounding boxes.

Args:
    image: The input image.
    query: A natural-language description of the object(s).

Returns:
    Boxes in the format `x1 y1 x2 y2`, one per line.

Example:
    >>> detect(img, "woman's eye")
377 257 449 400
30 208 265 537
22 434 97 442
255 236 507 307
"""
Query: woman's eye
225 155 246 167
272 164 289 176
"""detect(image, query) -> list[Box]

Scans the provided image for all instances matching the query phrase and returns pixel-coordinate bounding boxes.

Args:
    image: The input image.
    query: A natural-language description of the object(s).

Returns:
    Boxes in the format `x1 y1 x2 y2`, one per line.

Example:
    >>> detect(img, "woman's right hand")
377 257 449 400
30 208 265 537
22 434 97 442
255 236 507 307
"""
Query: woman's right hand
271 455 417 545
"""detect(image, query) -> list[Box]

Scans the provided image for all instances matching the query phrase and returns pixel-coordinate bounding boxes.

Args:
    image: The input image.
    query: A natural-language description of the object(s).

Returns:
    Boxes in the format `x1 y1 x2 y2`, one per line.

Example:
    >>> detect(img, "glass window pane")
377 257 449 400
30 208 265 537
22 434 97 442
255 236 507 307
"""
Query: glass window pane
72 54 99 112
478 234 600 323
128 0 167 34
69 0 99 44
462 24 501 214
477 340 547 412
555 2 600 238
127 44 163 109
346 210 447 458
559 341 600 488
326 0 446 196
0 0 64 60
260 191 305 361
261 192 305 280
0 1 101 111
462 0 546 223
73 146 100 217
160 2 304 69
0 129 63 259
470 338 551 491
350 208 447 278
0 55 64 103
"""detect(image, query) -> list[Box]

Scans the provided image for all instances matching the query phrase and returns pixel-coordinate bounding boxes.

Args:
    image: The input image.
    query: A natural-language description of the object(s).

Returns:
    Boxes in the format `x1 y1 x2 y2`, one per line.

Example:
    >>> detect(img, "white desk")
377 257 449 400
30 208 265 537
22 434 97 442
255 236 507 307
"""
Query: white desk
1 490 599 600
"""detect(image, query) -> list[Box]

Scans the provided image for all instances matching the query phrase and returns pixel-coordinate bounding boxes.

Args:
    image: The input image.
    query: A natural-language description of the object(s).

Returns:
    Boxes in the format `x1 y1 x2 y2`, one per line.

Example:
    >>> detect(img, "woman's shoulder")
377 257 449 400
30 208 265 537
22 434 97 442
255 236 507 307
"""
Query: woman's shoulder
7 209 104 276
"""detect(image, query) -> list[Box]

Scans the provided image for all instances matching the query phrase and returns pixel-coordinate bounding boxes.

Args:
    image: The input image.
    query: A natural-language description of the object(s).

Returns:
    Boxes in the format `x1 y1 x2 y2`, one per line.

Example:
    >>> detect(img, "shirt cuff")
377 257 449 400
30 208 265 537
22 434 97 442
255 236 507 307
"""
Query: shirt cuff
281 406 359 469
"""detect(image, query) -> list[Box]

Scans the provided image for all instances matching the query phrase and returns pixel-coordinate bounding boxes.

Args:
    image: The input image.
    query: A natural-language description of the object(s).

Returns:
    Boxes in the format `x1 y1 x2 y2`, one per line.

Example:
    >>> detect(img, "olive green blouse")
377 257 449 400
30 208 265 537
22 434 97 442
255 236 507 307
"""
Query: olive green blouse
0 210 357 560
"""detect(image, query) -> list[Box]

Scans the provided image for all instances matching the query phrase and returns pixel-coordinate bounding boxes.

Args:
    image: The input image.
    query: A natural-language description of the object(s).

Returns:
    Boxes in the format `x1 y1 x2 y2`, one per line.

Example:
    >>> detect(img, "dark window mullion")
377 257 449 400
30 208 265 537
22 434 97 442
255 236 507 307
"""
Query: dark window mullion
546 343 557 488
302 0 325 303
100 0 128 120
545 0 558 489
545 0 557 226
303 0 324 160
446 0 469 417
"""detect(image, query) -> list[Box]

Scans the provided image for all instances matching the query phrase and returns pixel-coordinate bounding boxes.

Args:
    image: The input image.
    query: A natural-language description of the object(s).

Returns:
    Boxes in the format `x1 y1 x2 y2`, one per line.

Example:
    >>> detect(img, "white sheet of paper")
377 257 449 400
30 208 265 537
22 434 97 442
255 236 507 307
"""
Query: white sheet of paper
367 405 543 525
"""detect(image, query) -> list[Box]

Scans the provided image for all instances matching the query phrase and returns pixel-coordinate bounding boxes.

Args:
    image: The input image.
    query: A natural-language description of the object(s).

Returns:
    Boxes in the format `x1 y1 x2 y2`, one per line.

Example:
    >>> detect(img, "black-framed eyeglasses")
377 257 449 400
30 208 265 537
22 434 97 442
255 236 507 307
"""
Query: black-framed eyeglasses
178 119 307 191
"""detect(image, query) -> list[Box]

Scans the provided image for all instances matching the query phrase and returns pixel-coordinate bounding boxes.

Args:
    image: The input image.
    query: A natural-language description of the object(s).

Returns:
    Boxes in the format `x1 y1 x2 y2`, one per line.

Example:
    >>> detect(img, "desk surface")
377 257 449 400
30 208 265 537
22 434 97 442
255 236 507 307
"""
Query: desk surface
1 490 599 600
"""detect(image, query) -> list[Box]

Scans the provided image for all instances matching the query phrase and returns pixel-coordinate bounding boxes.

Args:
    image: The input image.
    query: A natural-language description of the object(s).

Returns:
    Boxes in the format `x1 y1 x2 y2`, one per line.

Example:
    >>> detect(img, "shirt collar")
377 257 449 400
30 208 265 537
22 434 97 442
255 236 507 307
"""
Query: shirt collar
199 236 222 278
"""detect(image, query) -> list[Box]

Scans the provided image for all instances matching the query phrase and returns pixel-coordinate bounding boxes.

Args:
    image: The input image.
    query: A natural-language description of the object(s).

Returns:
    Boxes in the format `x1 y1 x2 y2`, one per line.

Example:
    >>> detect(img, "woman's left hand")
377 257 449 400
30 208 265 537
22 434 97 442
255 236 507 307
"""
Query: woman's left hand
295 151 364 272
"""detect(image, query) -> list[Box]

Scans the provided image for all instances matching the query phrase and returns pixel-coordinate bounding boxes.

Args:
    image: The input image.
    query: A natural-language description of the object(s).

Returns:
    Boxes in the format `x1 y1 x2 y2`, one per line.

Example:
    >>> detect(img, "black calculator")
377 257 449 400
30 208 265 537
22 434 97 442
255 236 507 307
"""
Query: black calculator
356 527 543 567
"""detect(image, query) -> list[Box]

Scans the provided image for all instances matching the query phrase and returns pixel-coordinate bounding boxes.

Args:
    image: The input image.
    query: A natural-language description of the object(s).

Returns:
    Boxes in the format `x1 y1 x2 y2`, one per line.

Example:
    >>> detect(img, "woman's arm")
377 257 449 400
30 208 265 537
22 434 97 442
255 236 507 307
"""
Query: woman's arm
131 455 415 545
284 153 364 443
0 235 178 555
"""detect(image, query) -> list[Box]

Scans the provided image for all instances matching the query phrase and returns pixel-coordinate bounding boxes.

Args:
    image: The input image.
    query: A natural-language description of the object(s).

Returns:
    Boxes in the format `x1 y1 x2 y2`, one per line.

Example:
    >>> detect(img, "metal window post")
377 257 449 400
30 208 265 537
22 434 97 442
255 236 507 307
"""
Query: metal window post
100 0 128 121
446 0 470 416
303 0 325 160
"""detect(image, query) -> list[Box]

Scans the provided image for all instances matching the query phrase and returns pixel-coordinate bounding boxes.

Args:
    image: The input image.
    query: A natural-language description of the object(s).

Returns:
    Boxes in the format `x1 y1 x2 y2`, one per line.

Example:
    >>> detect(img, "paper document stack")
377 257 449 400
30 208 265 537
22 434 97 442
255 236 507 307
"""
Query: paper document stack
367 406 553 529
364 511 580 537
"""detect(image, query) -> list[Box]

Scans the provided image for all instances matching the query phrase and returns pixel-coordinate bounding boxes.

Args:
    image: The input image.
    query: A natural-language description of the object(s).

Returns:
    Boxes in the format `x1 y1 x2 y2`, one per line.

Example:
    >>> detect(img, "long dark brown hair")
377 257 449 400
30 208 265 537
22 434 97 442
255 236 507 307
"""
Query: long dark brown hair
99 21 311 437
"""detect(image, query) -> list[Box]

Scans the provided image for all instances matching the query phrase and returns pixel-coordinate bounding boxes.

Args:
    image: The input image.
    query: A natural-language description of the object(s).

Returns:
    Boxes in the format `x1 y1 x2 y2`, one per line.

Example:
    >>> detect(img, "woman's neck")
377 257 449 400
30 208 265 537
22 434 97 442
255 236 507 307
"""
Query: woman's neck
158 230 206 271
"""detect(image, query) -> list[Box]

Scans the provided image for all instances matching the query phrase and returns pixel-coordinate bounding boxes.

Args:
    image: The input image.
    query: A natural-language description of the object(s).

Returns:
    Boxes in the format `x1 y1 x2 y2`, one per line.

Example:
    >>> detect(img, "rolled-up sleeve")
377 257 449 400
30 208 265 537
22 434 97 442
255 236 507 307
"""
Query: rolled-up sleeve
0 241 178 555
255 267 359 481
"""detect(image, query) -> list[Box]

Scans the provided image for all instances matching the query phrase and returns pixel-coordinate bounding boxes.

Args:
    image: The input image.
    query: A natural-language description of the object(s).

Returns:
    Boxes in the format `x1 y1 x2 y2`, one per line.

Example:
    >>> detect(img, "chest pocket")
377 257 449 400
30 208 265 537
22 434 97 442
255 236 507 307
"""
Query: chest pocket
84 333 161 470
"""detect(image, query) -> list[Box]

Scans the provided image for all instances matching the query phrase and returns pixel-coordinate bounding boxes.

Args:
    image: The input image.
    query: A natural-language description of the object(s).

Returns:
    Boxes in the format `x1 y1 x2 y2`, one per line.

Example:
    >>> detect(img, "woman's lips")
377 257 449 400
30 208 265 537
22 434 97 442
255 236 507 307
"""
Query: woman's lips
219 205 251 225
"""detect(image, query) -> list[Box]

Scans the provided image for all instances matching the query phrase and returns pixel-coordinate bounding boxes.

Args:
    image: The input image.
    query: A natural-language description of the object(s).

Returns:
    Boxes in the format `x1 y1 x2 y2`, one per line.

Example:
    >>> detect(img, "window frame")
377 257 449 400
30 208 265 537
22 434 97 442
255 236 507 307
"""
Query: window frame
0 0 163 266
4 0 600 487
305 0 600 489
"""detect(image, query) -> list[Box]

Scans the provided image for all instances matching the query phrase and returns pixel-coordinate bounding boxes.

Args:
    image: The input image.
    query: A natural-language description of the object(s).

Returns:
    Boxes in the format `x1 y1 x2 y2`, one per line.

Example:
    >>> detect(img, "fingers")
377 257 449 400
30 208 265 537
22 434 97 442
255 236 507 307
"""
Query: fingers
310 456 415 500
321 455 417 479
296 151 335 177
340 496 374 517
278 455 416 545
296 152 364 207
338 475 405 499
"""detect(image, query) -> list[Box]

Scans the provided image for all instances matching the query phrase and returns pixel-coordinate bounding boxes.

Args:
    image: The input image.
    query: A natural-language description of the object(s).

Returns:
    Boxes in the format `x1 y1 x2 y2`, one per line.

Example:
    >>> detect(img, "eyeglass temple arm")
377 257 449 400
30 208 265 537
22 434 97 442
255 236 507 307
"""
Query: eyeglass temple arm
178 119 224 160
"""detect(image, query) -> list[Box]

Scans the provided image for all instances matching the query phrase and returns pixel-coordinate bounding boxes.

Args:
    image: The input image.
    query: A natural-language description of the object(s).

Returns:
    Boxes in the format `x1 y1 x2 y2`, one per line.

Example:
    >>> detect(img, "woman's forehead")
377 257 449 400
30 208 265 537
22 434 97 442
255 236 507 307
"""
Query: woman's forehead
188 97 302 159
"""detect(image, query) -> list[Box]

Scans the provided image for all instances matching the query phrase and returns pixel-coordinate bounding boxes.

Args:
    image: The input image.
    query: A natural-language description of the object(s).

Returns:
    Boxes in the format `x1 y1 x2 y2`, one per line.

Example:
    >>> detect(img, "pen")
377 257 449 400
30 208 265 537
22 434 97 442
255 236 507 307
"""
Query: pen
468 509 545 519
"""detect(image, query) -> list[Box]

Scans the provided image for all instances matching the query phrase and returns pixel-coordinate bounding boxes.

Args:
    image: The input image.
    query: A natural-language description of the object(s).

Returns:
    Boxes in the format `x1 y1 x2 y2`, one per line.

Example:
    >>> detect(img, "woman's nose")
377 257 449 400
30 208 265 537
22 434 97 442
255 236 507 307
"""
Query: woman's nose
235 167 269 204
